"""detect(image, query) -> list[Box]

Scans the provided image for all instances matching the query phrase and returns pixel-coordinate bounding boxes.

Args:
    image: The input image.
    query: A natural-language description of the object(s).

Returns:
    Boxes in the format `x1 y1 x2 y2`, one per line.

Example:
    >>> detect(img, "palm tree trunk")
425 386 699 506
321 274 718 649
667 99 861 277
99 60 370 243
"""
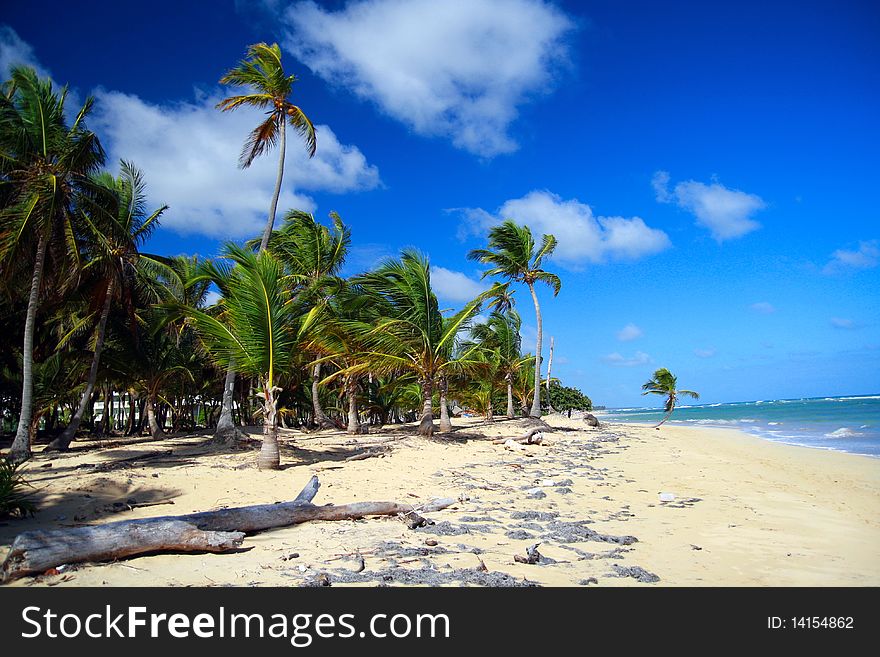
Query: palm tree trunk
546 335 556 413
9 233 48 464
259 118 287 252
418 378 435 437
506 376 515 419
47 279 116 451
213 363 240 445
257 382 280 470
312 363 334 428
146 392 163 440
527 282 543 418
346 375 360 434
438 376 452 432
654 405 675 429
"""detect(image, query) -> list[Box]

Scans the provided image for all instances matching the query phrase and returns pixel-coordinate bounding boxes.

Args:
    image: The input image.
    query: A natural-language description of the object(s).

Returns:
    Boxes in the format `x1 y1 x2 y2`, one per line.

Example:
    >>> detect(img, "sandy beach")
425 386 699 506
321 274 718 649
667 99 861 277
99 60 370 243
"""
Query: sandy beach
2 416 877 587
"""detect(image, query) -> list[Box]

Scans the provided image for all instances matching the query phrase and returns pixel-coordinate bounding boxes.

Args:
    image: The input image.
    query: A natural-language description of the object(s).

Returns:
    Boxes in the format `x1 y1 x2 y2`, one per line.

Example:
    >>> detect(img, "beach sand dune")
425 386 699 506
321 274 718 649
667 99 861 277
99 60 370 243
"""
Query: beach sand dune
2 417 877 586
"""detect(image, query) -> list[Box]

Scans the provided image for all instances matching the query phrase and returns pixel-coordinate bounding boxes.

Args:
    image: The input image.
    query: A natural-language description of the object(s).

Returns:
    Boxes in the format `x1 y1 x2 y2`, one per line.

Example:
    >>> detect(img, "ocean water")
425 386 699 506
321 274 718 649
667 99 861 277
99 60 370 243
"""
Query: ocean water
596 395 880 457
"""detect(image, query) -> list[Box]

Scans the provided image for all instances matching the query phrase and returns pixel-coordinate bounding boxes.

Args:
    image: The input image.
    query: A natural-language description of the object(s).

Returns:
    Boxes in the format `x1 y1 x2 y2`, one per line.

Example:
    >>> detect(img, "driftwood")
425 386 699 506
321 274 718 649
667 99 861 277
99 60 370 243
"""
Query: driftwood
344 446 388 462
1 475 454 582
492 427 548 445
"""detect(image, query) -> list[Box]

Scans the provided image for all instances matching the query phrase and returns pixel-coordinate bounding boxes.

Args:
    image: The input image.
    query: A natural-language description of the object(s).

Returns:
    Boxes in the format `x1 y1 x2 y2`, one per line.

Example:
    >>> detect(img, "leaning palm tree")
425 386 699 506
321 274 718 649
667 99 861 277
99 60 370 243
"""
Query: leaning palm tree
0 66 105 462
641 368 699 429
182 245 318 469
468 220 561 418
46 162 171 451
217 43 317 251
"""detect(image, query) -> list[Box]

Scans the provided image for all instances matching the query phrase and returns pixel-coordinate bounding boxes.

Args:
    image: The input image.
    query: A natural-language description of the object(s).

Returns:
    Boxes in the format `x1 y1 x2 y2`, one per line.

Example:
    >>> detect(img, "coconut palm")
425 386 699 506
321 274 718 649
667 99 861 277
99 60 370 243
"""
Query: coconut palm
182 245 318 469
217 43 316 251
0 66 105 462
262 209 350 428
641 368 700 429
354 250 485 437
46 162 171 451
468 220 561 418
470 310 527 418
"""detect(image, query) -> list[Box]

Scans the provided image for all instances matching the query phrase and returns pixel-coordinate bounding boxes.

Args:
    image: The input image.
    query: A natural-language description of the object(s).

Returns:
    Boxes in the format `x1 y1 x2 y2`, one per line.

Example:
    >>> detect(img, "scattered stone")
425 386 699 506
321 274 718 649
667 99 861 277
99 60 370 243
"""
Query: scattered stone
555 487 573 495
583 414 600 427
526 490 547 500
510 510 558 521
280 552 300 561
425 539 438 547
579 577 599 585
610 565 659 583
544 520 637 545
505 529 535 540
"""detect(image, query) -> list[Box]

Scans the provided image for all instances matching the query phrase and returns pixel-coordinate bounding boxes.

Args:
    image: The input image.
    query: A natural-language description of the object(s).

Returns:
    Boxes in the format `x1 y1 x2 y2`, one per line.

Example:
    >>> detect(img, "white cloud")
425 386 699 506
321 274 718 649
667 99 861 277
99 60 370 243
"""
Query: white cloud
0 25 49 78
654 171 765 241
694 347 716 358
91 89 380 239
203 290 222 307
603 351 652 367
750 302 775 314
279 0 574 157
823 240 879 274
431 266 487 303
616 323 643 342
830 318 857 330
459 191 671 267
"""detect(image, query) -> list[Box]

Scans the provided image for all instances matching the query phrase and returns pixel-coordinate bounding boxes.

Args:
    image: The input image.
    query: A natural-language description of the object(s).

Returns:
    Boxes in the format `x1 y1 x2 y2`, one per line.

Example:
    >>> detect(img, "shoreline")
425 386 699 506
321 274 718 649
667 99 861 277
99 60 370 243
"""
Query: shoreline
598 417 880 459
2 417 878 587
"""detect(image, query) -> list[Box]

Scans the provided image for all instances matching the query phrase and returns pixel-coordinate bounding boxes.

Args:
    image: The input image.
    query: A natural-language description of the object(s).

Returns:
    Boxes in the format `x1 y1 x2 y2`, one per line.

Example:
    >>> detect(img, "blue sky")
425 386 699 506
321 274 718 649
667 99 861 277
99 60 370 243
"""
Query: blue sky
2 0 878 406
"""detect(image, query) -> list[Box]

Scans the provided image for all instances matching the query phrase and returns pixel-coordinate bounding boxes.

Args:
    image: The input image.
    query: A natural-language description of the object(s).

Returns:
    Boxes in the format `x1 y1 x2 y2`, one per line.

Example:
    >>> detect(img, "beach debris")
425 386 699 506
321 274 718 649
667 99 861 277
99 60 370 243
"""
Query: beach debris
0 475 456 583
503 439 527 452
398 508 434 529
344 446 387 462
301 572 332 587
583 413 600 427
659 492 676 502
539 479 557 487
514 543 544 565
610 565 660 583
492 427 547 445
280 552 300 561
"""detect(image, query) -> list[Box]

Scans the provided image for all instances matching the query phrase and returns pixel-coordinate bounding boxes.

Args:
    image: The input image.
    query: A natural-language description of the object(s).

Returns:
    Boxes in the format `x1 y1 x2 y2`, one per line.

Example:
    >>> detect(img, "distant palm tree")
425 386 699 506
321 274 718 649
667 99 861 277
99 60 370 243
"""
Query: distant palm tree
470 310 527 418
641 368 699 429
468 220 560 418
0 67 105 462
355 250 485 437
217 43 316 251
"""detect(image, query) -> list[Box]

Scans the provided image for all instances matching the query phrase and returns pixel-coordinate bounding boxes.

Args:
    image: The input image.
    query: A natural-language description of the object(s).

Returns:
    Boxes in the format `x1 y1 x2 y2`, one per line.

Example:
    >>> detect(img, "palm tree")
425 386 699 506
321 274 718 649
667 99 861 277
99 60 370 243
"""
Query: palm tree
217 43 316 251
468 220 561 418
641 368 699 429
0 67 105 462
470 310 527 418
262 209 350 429
182 245 318 469
45 162 170 451
355 250 485 437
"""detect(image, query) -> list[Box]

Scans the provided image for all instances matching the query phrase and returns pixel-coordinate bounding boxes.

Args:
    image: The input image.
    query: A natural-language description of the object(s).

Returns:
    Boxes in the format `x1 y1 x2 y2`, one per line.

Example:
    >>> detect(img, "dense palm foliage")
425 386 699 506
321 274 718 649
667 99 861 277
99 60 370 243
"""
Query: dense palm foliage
641 368 699 428
468 220 561 418
1 66 597 481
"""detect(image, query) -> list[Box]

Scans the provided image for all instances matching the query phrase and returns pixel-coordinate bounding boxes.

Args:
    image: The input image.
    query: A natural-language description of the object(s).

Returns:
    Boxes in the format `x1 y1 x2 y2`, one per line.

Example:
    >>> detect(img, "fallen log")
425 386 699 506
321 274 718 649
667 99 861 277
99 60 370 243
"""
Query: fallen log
492 427 548 445
1 475 454 582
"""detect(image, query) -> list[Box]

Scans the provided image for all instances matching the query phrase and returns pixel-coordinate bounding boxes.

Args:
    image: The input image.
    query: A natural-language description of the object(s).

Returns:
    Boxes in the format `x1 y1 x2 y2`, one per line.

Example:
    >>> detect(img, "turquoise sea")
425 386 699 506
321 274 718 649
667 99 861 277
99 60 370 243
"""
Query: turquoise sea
596 395 880 457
